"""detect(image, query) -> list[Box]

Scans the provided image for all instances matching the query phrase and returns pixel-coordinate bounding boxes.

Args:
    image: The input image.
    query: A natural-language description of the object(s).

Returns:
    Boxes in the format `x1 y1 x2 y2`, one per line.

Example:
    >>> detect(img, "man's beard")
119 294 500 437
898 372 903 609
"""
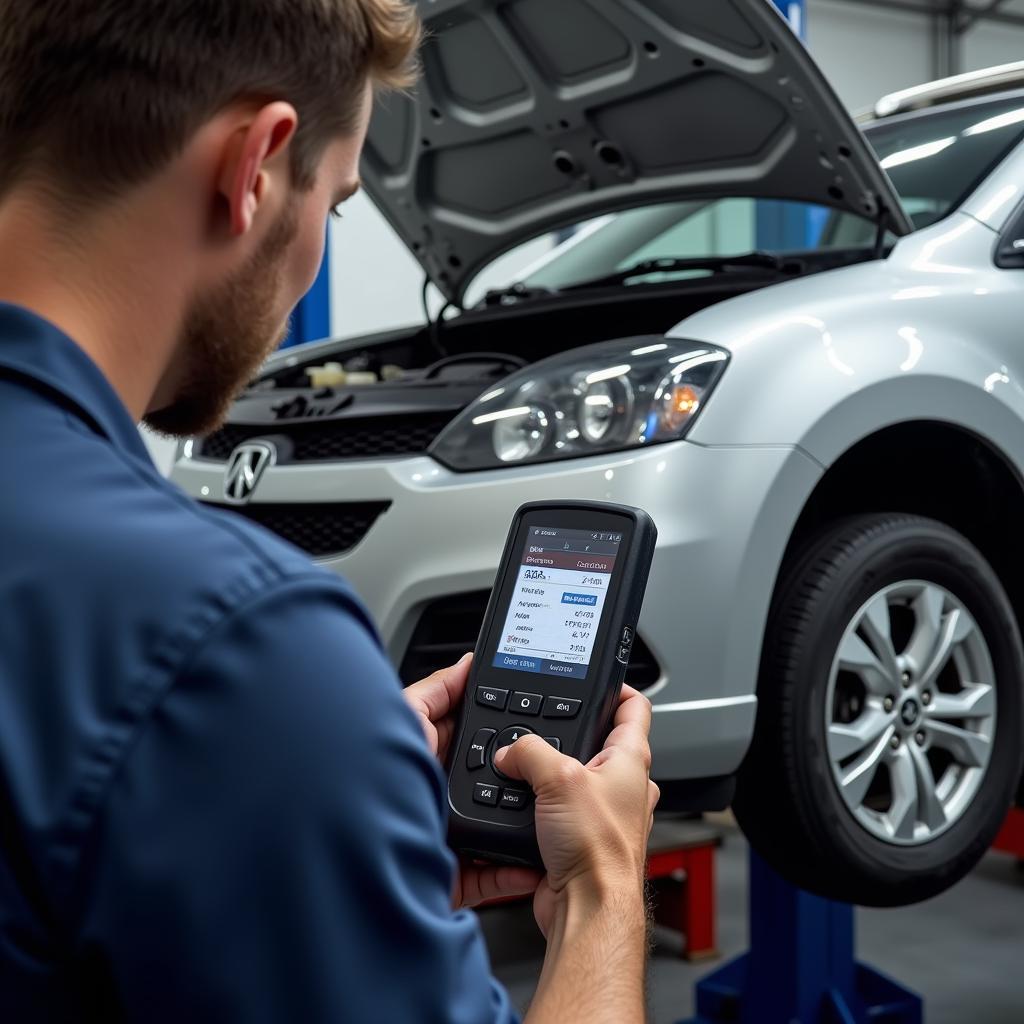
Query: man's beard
144 203 299 439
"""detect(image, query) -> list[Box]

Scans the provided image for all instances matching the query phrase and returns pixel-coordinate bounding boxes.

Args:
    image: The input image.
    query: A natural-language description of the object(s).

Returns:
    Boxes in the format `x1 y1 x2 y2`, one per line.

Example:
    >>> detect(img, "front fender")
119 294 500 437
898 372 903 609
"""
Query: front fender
672 213 1024 473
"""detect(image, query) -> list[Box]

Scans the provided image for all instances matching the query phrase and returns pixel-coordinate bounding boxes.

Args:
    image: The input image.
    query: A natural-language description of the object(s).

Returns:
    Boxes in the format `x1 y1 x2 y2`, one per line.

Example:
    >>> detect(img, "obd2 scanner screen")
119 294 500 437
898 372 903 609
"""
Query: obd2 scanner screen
493 524 623 680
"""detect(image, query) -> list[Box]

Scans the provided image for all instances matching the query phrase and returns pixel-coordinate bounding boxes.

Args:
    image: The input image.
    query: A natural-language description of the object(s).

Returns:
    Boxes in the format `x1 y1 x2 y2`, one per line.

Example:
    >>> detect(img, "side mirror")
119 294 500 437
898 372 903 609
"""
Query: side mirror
995 206 1024 268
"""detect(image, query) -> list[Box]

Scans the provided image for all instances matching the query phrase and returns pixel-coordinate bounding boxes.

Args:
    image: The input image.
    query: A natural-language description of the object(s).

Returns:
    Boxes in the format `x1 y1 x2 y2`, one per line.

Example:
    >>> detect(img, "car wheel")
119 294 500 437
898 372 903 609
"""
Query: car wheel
733 513 1024 906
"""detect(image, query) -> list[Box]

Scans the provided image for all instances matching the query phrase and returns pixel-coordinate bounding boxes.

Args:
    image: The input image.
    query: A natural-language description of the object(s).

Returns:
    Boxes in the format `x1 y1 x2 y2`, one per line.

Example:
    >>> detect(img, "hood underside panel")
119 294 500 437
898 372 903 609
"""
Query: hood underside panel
362 0 910 303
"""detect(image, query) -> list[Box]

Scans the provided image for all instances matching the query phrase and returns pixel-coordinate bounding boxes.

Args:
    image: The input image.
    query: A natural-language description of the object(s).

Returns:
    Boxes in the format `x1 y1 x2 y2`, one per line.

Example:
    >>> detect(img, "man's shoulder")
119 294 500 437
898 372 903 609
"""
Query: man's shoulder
16 413 344 605
0 408 379 684
109 470 371 634
122 470 331 595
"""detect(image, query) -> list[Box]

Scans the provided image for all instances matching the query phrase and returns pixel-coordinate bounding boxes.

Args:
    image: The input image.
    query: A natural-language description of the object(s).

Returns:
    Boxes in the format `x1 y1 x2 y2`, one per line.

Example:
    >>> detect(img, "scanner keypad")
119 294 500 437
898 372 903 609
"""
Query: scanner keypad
474 686 581 720
468 686 579 812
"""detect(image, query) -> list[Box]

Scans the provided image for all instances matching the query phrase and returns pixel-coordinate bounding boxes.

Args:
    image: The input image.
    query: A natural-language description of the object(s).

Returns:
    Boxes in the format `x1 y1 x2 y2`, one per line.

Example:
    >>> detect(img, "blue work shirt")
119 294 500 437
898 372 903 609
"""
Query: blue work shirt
0 303 518 1023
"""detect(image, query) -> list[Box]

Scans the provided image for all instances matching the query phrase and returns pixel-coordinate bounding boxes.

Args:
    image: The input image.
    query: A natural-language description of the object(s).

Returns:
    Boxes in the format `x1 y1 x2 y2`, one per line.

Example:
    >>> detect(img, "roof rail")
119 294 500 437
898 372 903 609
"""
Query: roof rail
873 61 1024 118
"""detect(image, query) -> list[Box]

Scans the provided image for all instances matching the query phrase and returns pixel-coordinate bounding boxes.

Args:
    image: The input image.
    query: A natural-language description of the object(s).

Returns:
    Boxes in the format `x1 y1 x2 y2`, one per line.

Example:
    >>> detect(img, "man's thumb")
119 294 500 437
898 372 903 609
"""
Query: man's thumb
493 733 563 787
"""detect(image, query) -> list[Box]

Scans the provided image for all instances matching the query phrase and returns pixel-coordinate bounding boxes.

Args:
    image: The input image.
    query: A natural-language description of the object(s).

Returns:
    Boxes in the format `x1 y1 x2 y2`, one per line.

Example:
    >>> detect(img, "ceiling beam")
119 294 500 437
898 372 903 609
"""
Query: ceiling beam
830 0 1024 31
956 0 1011 33
934 2 962 77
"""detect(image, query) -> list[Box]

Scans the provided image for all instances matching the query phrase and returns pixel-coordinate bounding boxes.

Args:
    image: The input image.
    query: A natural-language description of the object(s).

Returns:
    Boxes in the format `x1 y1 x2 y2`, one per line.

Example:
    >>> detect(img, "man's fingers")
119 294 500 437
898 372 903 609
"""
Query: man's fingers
493 734 569 789
616 683 644 707
459 865 543 907
404 652 472 721
610 686 653 735
601 686 653 763
493 686 652 794
435 717 455 757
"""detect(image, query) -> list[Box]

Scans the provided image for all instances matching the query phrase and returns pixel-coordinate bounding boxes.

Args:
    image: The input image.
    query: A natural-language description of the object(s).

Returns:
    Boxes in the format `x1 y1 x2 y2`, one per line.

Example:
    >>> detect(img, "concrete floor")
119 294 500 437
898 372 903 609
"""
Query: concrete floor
479 821 1024 1023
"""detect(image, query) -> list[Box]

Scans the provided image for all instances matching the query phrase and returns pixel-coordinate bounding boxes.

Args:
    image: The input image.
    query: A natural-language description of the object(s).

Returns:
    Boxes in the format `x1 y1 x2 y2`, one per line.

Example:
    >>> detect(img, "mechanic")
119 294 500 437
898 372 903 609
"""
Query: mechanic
0 1 659 1021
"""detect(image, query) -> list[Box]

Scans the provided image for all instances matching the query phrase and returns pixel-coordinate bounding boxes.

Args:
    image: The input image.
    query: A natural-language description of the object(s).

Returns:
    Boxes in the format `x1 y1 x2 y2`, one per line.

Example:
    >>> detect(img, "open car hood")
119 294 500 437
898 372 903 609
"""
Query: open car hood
361 0 911 305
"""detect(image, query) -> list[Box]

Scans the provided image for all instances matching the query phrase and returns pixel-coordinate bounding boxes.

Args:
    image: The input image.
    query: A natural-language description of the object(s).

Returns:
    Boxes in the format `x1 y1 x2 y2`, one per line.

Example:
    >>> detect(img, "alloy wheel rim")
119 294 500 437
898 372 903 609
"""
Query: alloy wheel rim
824 580 997 846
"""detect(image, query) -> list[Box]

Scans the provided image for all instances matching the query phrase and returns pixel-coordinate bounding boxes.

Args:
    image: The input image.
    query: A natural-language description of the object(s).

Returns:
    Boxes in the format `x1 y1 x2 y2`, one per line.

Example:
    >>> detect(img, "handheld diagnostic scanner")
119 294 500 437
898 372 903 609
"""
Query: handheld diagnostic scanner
446 500 657 865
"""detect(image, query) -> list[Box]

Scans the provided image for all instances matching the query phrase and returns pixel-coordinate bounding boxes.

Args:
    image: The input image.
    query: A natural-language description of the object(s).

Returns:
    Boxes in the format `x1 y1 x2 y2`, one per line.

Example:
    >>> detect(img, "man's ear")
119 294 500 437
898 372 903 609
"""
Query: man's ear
217 101 299 237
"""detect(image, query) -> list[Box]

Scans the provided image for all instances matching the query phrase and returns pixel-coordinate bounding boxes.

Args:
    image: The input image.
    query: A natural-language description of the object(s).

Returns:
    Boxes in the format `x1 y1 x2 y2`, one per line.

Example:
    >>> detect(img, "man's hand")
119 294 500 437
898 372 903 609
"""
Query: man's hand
403 653 542 909
493 685 658 938
403 652 472 765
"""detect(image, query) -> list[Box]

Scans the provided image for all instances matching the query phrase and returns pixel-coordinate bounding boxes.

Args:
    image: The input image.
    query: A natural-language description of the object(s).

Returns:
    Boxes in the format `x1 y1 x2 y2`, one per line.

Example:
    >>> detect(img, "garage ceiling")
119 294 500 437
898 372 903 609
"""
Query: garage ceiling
823 0 1024 80
832 0 1024 30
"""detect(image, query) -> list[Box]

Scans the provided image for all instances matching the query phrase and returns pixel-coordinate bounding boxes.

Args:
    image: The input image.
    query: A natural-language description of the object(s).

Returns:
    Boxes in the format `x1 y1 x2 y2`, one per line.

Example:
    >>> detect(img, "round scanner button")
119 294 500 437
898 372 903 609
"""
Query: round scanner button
492 725 534 779
511 691 542 715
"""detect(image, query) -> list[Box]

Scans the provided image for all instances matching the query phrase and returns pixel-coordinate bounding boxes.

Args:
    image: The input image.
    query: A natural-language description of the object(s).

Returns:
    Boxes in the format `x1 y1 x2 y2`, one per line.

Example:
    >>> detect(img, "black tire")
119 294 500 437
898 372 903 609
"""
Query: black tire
733 514 1024 906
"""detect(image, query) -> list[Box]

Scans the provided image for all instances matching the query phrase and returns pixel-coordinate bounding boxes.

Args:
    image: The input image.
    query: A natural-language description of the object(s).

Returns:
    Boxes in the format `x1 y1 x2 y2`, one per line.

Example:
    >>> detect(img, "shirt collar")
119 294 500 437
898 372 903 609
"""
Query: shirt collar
0 302 154 464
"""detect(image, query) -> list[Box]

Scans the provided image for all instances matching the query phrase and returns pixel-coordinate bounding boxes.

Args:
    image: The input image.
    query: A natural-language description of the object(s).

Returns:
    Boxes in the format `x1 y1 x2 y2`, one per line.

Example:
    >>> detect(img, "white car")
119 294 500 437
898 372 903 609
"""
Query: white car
172 1 1024 905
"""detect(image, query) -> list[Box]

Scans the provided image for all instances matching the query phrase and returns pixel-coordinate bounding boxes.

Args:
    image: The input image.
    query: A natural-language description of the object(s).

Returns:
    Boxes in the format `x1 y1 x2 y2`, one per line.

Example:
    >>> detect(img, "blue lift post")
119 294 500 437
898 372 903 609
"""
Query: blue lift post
283 227 332 349
682 853 923 1024
684 5 924 1021
757 0 829 252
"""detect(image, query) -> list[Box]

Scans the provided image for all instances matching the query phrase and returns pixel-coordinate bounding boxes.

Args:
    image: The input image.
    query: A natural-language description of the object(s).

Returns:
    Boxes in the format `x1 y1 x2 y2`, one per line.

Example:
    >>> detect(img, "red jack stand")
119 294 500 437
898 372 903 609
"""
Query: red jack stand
647 819 722 961
993 806 1024 859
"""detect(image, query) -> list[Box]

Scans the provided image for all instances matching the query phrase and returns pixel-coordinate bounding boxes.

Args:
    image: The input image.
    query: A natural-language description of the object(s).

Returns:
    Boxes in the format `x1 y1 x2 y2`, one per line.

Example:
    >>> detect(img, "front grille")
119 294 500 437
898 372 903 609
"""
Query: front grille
398 590 661 691
199 412 455 463
205 501 390 558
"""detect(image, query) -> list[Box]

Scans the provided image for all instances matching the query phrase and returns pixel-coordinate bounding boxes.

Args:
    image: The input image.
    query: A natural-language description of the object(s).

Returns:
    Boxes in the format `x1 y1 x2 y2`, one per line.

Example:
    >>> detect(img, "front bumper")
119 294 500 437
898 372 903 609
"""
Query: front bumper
172 440 821 779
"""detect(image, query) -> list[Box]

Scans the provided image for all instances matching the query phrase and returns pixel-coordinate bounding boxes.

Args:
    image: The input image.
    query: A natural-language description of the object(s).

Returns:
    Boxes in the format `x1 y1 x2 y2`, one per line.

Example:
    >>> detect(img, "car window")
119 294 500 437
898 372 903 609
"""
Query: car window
462 92 1024 302
503 197 837 297
618 199 756 265
865 92 1024 229
822 93 1024 248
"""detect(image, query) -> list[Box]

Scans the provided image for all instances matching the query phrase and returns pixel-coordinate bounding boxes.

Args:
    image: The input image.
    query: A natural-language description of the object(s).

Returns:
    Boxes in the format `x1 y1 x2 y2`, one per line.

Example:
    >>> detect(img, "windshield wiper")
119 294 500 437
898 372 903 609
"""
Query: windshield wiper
481 282 557 307
561 251 803 292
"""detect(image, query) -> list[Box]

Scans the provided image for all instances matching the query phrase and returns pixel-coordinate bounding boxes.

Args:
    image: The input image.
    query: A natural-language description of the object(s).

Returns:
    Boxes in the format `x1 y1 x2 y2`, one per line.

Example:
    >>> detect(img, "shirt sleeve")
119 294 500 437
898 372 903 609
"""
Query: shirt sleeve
73 578 520 1024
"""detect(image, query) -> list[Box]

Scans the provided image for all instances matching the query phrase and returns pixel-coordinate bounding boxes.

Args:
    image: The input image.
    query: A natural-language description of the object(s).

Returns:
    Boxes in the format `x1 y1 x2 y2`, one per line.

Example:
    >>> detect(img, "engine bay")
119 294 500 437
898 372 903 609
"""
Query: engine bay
204 249 869 459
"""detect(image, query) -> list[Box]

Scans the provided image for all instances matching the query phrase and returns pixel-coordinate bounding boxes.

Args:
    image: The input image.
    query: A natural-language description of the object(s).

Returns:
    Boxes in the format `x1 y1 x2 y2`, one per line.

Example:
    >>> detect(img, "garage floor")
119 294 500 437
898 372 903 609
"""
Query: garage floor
479 820 1024 1023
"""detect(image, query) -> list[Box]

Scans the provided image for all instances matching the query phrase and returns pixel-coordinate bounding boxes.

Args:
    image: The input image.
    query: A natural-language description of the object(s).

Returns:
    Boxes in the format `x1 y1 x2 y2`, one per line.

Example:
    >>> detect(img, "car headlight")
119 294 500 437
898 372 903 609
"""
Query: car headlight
430 336 729 472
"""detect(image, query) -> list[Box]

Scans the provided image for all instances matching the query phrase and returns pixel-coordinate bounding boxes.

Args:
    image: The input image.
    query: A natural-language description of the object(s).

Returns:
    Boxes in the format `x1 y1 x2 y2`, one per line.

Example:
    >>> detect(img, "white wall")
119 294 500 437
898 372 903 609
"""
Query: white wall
328 190 424 339
327 190 558 340
806 0 934 113
808 1 1024 113
963 18 1024 74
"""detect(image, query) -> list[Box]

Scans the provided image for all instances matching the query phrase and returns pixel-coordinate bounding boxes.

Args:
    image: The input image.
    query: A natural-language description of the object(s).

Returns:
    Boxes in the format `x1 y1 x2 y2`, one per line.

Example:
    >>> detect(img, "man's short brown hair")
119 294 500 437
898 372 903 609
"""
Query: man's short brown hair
0 0 420 205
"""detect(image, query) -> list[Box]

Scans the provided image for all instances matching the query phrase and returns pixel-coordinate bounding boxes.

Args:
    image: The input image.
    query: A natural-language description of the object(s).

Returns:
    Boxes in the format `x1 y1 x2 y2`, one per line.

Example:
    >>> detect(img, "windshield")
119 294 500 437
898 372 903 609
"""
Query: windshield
474 91 1024 299
832 91 1024 241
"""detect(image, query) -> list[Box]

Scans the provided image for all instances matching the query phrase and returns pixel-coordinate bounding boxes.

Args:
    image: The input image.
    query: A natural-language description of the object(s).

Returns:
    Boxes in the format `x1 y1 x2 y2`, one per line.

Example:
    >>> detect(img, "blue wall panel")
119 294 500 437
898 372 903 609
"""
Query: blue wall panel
758 1 813 251
283 228 332 349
